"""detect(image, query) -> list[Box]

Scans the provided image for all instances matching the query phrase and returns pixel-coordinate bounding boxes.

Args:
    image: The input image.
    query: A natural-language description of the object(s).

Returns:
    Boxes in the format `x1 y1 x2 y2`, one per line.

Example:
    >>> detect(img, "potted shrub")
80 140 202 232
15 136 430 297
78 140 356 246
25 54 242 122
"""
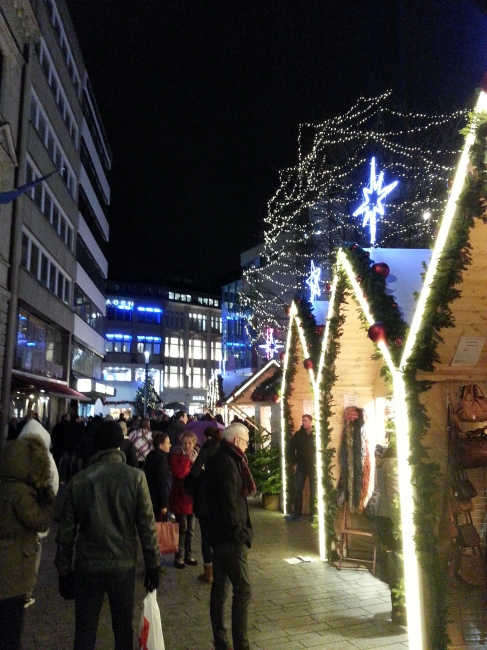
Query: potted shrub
248 437 282 510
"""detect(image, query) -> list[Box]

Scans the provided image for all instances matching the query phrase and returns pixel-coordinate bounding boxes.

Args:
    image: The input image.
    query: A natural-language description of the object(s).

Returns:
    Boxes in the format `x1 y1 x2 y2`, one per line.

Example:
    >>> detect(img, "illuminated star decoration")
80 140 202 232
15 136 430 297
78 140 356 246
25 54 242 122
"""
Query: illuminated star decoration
353 157 398 245
306 260 321 302
258 328 284 359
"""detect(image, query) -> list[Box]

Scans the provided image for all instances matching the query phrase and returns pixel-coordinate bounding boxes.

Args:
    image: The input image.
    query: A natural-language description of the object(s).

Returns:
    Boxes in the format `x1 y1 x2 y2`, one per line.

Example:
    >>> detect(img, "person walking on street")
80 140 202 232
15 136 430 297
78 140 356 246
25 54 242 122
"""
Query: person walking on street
205 423 256 650
144 432 171 521
55 420 160 650
129 417 152 468
169 431 198 568
167 410 188 447
285 414 316 522
0 436 55 650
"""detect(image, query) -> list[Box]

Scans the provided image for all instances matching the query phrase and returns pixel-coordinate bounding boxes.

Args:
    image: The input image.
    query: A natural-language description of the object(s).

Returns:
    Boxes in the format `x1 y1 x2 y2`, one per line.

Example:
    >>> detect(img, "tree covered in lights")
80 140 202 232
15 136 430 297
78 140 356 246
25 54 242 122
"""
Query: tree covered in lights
133 376 160 417
241 91 466 342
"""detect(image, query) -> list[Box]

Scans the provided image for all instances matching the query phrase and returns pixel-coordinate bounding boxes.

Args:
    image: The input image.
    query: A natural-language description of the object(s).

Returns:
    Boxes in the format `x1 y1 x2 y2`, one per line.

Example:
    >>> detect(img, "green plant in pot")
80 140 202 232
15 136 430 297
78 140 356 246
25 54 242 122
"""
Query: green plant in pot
248 432 282 510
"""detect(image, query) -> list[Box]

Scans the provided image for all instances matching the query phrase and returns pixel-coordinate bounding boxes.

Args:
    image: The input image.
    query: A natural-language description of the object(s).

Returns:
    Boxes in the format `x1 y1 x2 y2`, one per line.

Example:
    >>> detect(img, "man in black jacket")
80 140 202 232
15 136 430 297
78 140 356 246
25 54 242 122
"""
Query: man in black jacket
285 414 316 522
55 421 160 650
205 423 256 650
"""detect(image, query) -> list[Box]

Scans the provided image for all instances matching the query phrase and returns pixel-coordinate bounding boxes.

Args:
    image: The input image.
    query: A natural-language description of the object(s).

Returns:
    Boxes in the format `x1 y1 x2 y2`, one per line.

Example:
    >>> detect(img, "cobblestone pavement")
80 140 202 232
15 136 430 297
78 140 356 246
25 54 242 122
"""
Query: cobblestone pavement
22 496 409 650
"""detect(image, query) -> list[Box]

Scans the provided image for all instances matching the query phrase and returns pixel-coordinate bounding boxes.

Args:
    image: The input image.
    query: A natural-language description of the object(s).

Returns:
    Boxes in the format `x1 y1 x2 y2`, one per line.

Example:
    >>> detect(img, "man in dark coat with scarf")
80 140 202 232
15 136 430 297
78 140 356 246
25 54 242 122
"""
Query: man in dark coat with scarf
205 422 256 650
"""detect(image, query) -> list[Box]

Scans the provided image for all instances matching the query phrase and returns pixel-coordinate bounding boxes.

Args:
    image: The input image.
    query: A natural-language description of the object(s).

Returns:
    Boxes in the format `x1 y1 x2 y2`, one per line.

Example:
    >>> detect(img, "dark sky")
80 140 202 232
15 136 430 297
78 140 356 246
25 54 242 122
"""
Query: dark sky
66 0 487 285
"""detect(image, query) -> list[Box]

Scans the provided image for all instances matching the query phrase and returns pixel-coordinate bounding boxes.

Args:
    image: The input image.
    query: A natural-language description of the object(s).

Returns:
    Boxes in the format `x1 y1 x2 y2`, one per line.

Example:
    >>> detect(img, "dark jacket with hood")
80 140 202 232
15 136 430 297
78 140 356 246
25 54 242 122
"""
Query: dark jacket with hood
185 438 220 518
55 449 159 574
144 448 170 518
0 437 54 600
205 440 253 548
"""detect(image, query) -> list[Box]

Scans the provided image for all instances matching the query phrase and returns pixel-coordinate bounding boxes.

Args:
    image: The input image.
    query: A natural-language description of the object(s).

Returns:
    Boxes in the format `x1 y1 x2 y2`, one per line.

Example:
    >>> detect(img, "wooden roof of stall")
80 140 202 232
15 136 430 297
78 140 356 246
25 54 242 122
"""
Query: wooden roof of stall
225 359 281 405
416 217 487 382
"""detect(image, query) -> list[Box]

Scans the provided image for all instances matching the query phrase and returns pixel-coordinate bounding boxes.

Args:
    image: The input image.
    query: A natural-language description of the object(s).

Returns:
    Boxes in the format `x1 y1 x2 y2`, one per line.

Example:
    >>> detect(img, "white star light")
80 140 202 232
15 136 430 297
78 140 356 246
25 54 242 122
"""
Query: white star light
306 260 321 302
258 328 284 359
353 157 398 245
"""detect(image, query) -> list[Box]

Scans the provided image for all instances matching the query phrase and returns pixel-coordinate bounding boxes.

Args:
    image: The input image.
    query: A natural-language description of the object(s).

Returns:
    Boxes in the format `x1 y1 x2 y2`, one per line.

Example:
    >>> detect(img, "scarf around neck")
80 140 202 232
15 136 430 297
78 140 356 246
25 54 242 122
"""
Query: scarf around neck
222 439 257 497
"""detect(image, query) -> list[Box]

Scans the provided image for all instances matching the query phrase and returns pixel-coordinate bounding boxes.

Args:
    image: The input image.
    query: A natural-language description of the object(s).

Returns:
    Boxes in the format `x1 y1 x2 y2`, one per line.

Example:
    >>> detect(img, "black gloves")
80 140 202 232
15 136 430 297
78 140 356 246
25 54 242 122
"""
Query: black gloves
144 566 160 592
58 573 75 600
37 487 55 507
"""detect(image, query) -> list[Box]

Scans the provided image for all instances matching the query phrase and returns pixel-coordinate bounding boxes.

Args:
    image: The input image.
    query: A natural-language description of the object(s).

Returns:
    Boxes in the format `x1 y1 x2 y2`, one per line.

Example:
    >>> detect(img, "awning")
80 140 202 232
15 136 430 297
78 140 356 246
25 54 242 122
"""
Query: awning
12 371 91 401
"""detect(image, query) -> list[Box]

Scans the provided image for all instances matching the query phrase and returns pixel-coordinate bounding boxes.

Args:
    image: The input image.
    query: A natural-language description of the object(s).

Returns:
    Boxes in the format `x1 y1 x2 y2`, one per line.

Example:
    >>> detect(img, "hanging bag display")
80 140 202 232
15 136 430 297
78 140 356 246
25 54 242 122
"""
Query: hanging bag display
448 404 487 470
455 384 487 422
452 470 477 502
155 518 179 555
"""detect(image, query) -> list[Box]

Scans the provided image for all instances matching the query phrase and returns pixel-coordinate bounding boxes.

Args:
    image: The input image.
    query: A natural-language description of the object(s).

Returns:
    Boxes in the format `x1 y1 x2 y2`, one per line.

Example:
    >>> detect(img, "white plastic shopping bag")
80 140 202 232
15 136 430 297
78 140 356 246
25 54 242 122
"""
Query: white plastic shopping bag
138 590 165 650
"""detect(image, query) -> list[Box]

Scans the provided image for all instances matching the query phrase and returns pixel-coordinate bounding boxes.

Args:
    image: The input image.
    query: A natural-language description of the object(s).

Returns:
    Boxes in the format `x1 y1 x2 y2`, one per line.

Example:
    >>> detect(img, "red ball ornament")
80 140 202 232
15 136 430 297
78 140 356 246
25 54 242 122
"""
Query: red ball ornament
356 276 363 284
279 351 286 362
284 304 291 315
325 283 332 291
394 337 403 347
303 358 314 370
367 322 387 344
316 326 324 335
371 262 390 279
447 179 453 191
272 394 280 403
351 244 358 251
296 298 302 303
391 301 398 308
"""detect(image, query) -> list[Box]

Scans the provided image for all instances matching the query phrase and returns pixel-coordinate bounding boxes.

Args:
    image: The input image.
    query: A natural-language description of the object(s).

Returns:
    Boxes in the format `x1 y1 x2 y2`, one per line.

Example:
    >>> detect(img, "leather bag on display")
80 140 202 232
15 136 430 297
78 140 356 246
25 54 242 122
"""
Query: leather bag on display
452 471 477 501
456 385 487 422
459 549 486 586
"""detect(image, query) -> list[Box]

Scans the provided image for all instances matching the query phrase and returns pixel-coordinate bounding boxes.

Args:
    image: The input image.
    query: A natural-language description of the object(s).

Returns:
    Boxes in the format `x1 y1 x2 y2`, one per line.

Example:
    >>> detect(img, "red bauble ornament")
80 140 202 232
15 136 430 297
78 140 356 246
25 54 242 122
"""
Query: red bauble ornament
316 326 324 335
391 301 398 308
299 322 303 328
447 179 453 190
367 322 387 344
351 244 358 251
284 304 291 315
394 337 403 347
296 298 301 303
279 351 286 362
371 262 390 279
272 394 280 403
303 358 314 370
356 276 363 284
325 283 332 291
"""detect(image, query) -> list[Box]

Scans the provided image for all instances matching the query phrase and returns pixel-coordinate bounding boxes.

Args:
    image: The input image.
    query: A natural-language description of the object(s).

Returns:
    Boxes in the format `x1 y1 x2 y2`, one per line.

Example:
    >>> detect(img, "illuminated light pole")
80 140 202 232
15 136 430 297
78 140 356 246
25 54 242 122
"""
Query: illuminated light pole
144 350 150 417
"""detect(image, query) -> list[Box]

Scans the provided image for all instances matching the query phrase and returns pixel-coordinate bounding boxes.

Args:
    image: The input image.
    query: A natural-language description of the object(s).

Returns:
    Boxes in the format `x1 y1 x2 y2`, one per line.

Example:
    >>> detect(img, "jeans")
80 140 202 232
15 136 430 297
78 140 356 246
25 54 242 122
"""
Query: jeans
0 595 24 650
73 568 135 650
210 543 251 650
176 514 195 558
198 516 213 564
293 466 316 517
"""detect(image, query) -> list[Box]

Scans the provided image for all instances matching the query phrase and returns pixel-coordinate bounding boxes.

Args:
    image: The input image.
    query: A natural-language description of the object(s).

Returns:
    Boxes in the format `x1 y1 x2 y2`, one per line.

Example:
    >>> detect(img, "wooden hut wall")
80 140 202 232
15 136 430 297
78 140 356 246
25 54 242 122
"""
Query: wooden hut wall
288 334 315 427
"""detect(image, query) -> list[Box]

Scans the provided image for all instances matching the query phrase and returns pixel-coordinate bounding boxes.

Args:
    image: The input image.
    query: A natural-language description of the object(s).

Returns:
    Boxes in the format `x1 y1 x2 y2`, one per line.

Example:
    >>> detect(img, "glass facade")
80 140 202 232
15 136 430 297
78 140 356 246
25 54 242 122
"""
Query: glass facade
15 309 64 379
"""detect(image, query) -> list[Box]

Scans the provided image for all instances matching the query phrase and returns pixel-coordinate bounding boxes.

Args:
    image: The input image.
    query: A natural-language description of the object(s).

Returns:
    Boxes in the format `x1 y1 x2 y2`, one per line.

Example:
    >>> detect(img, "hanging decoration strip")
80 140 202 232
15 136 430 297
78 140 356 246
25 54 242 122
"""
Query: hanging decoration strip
241 91 466 343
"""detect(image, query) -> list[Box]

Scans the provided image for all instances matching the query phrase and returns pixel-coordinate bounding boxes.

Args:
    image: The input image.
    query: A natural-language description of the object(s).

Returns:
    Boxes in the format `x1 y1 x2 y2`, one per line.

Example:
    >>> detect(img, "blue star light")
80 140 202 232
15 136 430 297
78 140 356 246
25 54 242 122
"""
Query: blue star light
306 260 321 302
353 157 398 245
258 328 284 359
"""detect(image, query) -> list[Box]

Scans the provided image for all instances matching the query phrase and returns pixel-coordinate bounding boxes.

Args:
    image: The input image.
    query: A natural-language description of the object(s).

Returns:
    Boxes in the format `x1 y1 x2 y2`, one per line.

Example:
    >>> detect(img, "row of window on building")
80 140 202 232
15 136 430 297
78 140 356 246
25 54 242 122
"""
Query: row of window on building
105 335 222 360
103 366 210 389
106 305 222 333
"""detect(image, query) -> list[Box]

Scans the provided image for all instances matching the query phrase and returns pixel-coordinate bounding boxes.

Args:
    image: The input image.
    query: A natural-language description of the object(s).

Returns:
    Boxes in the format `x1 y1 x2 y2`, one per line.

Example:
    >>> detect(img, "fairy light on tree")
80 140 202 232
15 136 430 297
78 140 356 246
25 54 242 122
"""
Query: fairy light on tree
241 91 465 342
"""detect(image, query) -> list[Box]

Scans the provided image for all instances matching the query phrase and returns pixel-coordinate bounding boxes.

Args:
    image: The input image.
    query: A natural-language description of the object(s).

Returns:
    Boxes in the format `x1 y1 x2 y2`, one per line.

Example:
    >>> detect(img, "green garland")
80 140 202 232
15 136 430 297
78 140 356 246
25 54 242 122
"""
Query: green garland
294 295 322 369
319 275 346 557
401 107 487 650
250 369 282 402
283 322 299 508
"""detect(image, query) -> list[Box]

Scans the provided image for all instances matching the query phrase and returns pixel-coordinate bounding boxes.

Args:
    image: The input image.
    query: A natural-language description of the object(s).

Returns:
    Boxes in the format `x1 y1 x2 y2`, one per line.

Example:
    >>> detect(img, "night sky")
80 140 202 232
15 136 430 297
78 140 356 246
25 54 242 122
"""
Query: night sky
66 0 487 285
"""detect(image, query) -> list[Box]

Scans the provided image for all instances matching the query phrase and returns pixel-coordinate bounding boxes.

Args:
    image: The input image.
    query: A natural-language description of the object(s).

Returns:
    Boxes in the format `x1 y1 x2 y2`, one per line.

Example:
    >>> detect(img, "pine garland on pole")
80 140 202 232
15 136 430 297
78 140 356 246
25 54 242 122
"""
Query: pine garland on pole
133 376 160 418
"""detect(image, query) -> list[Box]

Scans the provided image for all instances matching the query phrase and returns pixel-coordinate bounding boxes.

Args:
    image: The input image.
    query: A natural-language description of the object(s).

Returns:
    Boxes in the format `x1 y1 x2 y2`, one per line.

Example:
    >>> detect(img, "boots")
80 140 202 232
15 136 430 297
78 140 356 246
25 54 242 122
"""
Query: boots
198 563 213 584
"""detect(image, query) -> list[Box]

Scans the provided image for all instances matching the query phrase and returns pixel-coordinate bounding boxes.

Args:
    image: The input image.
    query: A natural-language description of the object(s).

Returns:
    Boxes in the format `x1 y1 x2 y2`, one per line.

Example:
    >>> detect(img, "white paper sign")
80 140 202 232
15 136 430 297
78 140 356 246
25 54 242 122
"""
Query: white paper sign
344 393 360 407
451 337 486 366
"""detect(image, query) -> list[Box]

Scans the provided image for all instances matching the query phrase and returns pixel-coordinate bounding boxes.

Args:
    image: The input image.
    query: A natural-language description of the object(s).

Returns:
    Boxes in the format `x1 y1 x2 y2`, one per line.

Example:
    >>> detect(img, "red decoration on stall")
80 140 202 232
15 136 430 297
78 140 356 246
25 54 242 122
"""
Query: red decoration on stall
325 283 332 291
284 304 291 315
303 358 314 370
279 351 286 362
356 276 363 284
371 262 390 279
367 322 387 343
394 337 403 347
272 394 280 403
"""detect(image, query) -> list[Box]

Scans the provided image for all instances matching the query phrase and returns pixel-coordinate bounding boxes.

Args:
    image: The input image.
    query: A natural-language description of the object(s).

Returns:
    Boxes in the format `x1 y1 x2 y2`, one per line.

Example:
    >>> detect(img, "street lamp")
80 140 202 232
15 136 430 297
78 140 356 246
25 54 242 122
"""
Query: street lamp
144 350 150 417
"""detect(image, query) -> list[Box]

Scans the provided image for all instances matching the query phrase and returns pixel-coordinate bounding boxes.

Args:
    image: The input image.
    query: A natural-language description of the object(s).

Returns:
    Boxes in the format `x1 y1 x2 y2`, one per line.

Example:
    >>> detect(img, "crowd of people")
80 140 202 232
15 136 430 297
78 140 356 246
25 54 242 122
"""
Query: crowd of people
0 408 255 650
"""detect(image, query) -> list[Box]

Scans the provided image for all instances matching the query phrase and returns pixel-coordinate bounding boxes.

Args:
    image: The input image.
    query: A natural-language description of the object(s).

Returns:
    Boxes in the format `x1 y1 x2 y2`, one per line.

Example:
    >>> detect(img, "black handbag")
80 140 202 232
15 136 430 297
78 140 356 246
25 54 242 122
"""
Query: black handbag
452 470 477 501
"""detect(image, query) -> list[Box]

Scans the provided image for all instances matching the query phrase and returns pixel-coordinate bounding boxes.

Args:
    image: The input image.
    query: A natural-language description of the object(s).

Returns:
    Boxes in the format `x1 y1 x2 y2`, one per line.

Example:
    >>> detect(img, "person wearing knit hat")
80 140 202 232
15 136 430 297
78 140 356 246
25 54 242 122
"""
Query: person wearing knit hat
56 420 160 649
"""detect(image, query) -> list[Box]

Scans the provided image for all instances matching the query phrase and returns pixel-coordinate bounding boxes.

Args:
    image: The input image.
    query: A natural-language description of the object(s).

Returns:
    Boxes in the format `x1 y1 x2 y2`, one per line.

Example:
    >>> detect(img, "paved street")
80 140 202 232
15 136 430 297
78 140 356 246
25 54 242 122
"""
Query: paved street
23 496 409 650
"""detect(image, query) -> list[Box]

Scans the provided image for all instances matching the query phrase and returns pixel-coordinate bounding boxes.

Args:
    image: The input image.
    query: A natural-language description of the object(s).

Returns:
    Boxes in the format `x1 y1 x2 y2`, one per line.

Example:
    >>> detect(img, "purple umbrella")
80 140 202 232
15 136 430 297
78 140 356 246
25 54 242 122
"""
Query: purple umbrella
184 420 224 448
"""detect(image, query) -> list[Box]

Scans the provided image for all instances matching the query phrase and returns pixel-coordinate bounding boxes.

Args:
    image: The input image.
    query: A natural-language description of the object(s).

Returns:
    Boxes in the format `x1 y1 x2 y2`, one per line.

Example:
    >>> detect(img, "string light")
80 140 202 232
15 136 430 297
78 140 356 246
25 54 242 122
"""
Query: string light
305 260 321 301
241 92 465 342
